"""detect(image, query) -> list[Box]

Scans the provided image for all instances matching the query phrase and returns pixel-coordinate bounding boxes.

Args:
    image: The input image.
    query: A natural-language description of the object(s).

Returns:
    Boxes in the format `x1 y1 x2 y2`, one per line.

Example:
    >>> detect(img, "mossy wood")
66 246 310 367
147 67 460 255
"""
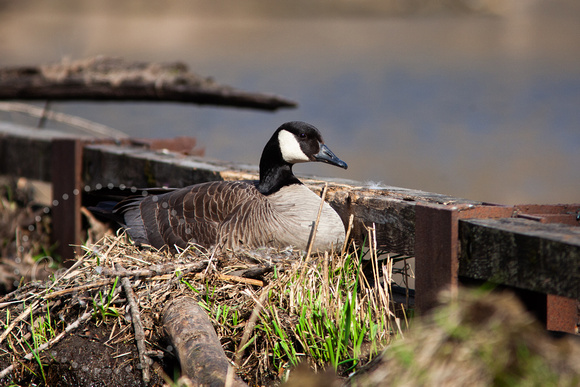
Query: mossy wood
458 218 580 299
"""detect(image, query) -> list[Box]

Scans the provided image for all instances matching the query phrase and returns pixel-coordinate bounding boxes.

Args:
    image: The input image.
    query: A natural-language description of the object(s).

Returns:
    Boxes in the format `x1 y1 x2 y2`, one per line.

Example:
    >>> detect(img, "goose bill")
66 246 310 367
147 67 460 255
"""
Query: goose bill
313 144 348 169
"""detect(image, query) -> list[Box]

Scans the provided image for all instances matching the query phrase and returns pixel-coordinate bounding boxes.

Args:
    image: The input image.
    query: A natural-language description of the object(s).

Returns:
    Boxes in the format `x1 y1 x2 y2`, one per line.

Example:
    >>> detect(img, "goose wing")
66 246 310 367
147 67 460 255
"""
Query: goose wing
116 180 260 249
216 192 282 249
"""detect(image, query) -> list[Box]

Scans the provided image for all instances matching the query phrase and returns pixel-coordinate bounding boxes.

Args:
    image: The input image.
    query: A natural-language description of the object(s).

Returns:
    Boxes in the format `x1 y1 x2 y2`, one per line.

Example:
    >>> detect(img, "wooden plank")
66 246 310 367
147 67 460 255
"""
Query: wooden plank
414 204 458 313
51 139 83 265
328 189 417 255
458 217 580 299
0 122 64 181
316 184 485 255
82 144 227 189
515 204 580 226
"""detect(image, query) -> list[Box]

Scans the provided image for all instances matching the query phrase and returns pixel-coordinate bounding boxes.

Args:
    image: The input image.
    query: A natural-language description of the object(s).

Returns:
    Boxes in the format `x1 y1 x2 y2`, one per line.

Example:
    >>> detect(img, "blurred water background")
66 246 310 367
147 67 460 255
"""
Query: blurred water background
1 0 579 204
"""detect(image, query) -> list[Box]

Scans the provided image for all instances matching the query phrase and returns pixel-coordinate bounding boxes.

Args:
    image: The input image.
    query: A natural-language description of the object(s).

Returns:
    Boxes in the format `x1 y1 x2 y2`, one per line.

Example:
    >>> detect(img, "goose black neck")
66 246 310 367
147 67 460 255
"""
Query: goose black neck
257 136 302 195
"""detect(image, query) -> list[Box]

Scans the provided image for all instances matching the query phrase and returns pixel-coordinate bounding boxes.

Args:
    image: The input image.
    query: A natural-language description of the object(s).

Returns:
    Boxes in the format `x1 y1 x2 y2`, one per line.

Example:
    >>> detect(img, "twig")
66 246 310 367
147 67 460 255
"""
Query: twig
0 300 40 346
0 258 113 345
2 252 91 308
199 273 264 287
46 253 89 290
0 102 128 139
0 308 93 379
305 183 329 261
116 263 151 384
234 288 270 367
101 261 208 278
0 282 41 304
323 251 329 302
299 183 328 282
341 213 354 256
44 279 116 300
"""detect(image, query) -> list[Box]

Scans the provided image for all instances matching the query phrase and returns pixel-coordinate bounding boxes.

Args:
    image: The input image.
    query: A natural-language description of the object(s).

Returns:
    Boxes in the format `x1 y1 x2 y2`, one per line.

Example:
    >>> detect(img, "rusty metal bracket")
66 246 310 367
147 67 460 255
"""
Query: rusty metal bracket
415 202 579 333
414 203 514 313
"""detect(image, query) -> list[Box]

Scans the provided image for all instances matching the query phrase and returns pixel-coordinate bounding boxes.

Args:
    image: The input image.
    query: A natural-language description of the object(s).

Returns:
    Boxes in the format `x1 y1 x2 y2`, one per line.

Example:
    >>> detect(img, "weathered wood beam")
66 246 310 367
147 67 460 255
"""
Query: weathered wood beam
51 139 83 265
0 122 73 181
82 143 226 190
0 56 297 111
458 217 580 299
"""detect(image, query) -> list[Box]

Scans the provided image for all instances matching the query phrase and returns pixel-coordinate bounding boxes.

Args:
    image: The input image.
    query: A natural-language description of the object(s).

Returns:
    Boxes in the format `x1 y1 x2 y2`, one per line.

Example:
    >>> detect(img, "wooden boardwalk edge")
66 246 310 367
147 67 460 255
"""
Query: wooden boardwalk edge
459 218 580 299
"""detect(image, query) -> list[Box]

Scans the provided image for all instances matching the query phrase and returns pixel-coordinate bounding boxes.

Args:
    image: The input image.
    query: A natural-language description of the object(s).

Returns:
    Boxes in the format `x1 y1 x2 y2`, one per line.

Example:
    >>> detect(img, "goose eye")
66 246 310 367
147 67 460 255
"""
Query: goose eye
300 133 307 139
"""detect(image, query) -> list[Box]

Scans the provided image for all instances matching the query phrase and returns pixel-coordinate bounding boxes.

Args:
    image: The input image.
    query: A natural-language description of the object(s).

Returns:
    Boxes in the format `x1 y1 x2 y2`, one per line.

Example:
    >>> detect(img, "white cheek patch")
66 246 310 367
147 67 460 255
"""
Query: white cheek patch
278 130 310 163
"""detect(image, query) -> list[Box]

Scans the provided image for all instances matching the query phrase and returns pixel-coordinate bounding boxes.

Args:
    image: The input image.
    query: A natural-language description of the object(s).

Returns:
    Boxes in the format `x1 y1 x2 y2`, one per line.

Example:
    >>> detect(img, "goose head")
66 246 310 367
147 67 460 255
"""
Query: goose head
257 121 347 194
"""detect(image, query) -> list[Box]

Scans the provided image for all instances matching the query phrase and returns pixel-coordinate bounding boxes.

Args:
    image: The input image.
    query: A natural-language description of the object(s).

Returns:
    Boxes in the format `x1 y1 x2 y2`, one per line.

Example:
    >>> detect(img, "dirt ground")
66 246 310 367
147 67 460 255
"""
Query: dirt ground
27 323 168 387
0 180 164 386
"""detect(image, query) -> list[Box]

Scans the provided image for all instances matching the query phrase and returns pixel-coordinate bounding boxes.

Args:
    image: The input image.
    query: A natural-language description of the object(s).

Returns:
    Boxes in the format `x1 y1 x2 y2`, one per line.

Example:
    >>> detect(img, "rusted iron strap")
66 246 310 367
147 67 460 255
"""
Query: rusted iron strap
414 203 514 314
514 204 580 226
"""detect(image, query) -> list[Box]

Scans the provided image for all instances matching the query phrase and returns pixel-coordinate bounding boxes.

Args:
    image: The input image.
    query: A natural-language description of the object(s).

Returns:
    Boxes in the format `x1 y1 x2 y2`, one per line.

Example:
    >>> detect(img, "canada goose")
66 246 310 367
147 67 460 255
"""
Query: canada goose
109 121 348 252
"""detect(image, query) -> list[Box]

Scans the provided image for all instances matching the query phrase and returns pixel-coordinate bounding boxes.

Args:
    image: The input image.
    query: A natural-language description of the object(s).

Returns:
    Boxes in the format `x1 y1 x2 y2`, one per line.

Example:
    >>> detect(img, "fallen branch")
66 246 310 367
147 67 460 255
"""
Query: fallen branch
0 56 297 111
0 102 128 139
116 263 151 384
43 279 116 300
234 288 270 367
101 261 208 278
163 296 247 387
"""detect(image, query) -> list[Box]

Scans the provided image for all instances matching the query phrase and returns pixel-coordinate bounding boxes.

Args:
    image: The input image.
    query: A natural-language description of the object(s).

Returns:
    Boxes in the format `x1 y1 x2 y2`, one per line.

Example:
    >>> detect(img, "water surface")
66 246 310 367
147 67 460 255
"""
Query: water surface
1 1 579 204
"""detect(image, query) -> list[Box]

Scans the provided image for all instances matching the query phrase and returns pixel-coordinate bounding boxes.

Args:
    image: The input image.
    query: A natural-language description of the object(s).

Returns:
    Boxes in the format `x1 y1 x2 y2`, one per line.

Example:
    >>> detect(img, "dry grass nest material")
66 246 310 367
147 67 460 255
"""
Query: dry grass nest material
1 229 402 386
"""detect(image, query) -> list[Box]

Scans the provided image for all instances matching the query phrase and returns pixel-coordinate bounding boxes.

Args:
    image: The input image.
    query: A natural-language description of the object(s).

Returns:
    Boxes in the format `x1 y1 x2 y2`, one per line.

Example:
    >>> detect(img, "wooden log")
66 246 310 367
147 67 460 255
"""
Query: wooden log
0 56 297 111
163 297 248 387
458 217 580 299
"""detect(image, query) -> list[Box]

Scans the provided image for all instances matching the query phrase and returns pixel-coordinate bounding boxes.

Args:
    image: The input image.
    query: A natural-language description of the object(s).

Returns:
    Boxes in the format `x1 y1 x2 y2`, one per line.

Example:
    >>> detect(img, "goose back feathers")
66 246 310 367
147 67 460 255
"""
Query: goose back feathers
111 121 348 252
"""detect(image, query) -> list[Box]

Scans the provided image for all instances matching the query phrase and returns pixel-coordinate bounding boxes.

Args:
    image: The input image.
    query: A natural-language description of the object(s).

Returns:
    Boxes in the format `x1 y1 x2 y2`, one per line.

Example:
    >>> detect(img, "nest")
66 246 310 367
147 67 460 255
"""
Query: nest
0 224 404 386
